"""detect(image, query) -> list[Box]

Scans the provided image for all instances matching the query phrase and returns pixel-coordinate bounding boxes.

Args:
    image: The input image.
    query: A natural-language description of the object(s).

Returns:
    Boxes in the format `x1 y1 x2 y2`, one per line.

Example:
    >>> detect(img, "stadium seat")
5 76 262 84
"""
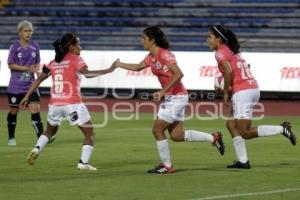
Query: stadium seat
0 0 299 52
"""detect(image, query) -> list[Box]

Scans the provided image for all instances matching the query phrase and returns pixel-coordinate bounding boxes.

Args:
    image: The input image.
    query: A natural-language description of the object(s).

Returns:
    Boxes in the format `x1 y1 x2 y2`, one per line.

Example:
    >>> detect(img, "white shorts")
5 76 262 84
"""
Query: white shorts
157 95 189 123
47 103 91 126
232 88 260 119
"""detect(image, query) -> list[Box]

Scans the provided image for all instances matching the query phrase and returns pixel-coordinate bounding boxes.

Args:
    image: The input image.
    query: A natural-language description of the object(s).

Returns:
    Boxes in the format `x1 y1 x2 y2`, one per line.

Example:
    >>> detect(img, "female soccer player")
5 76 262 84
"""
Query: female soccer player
115 26 225 174
207 25 297 169
20 33 116 170
7 20 43 146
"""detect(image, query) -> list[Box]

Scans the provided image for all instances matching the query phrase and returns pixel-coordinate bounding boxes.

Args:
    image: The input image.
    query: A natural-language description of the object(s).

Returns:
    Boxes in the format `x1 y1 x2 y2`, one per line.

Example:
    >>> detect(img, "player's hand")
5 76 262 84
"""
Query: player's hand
28 65 39 73
112 58 120 69
153 90 164 102
223 92 230 106
108 58 120 72
19 96 29 109
215 87 222 95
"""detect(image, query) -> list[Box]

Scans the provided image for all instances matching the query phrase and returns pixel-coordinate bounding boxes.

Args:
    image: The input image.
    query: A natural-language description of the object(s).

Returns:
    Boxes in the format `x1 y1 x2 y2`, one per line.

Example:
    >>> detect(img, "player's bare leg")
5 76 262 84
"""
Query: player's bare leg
77 120 97 171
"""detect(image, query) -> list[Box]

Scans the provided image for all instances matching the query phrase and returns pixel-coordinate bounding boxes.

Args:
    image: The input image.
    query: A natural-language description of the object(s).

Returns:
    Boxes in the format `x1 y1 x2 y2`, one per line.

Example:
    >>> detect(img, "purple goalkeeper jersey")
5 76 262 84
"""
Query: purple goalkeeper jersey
7 40 40 94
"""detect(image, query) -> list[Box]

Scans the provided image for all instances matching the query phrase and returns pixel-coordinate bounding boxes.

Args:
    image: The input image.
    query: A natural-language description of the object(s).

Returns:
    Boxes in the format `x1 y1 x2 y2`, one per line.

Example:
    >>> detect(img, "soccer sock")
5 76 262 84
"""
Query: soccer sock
31 113 44 138
35 135 49 152
7 112 17 139
184 130 214 143
156 139 172 168
80 145 94 164
232 136 248 163
257 125 283 137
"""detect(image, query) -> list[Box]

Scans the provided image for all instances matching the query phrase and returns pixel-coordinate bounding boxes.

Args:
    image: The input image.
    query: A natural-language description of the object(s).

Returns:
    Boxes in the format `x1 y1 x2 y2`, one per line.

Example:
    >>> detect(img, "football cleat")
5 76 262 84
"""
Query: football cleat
8 138 16 146
77 163 97 171
212 132 225 155
147 163 175 174
227 160 251 169
27 148 39 165
281 121 296 146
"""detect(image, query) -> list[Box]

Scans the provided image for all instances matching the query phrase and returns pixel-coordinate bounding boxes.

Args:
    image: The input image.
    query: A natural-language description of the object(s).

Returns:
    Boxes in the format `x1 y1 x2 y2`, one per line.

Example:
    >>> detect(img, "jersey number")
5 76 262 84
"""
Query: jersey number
54 74 63 94
237 61 254 80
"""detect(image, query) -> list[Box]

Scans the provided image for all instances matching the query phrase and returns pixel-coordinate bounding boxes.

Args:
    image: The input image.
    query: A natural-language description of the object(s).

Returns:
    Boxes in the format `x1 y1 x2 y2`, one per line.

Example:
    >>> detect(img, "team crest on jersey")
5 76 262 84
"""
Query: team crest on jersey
11 97 17 104
17 53 22 58
155 62 162 69
31 51 36 58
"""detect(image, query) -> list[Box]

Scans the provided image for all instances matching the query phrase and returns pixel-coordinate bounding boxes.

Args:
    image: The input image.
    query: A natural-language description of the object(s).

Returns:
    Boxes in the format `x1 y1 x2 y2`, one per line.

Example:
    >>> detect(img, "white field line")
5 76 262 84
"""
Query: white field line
192 188 300 200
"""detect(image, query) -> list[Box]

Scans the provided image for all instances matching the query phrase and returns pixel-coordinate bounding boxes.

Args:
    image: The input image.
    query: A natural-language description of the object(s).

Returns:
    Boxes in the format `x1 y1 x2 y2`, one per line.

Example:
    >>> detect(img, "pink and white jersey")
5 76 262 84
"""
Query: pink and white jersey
46 53 87 105
215 44 258 93
143 48 187 96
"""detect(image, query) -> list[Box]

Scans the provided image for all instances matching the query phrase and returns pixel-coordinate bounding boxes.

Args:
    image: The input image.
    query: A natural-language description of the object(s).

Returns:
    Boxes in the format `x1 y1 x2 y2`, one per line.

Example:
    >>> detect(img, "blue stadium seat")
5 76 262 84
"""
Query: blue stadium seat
0 0 299 52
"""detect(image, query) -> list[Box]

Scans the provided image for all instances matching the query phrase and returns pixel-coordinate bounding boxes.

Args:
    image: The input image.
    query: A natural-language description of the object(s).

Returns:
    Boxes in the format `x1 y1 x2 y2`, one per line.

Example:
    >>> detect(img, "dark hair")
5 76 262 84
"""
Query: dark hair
53 33 78 62
209 25 240 54
143 26 170 49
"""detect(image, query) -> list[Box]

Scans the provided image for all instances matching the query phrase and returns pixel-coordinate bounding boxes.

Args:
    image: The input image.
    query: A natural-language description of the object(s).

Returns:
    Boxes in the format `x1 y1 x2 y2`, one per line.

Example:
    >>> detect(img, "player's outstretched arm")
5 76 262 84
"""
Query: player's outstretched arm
79 59 119 78
80 65 115 78
115 58 146 71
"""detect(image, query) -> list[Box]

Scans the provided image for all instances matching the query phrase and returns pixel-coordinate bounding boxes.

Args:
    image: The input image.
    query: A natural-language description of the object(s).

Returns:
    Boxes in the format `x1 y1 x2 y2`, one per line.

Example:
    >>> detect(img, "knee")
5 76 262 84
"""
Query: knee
239 129 252 139
152 126 164 140
152 126 160 136
90 132 95 143
86 129 95 139
84 130 95 145
9 108 19 115
169 130 184 142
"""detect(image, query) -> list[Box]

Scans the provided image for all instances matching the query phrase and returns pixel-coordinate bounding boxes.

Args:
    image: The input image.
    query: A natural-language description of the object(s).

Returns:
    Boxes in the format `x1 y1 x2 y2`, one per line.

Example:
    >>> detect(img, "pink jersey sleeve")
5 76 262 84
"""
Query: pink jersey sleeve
76 57 87 70
161 50 177 66
215 49 229 65
142 54 152 67
46 60 54 70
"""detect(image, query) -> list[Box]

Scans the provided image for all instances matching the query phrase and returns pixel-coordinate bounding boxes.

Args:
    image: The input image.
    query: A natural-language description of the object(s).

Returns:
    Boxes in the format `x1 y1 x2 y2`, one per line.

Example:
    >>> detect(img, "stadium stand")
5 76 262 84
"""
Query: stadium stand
0 0 299 52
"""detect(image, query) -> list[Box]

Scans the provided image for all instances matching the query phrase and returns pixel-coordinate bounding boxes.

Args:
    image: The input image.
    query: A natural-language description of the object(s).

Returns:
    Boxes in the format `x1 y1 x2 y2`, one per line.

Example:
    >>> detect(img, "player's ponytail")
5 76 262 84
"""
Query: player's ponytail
225 29 240 54
210 25 240 54
143 26 170 49
53 33 78 62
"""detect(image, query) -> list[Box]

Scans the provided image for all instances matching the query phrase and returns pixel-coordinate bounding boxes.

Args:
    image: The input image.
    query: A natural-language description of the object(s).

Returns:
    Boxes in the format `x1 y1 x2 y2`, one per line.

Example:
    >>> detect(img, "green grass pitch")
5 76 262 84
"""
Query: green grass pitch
0 112 299 200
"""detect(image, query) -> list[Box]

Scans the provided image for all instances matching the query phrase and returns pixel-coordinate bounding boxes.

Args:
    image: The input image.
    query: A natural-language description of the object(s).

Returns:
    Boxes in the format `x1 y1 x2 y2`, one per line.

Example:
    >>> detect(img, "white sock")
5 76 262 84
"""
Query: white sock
184 130 214 143
156 139 172 168
35 135 49 152
80 145 94 164
258 125 283 137
233 136 248 163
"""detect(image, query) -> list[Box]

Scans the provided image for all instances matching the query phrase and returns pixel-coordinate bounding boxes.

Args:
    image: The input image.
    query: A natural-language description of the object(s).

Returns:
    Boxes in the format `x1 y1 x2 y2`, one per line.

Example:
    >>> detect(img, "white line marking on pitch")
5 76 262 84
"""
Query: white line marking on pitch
192 188 300 200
